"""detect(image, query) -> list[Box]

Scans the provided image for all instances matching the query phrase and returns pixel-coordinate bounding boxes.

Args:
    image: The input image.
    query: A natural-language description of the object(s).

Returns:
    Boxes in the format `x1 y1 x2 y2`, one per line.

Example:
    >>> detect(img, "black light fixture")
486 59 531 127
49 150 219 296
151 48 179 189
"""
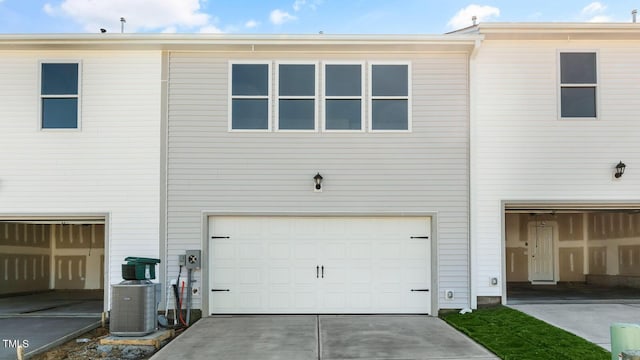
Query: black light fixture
313 173 323 191
615 161 626 178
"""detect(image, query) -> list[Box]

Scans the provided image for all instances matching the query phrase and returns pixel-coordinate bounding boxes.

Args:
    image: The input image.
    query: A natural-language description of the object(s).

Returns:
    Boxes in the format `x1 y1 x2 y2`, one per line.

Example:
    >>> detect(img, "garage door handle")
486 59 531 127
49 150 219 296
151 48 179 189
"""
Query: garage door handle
316 266 319 278
410 236 429 239
411 289 429 292
211 236 230 239
211 289 230 292
321 266 324 278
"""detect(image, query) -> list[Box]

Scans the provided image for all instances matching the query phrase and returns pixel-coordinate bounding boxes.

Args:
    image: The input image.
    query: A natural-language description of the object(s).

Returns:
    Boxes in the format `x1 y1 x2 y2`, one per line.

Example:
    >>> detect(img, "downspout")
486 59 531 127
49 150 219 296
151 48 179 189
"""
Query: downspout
159 50 170 311
469 37 483 309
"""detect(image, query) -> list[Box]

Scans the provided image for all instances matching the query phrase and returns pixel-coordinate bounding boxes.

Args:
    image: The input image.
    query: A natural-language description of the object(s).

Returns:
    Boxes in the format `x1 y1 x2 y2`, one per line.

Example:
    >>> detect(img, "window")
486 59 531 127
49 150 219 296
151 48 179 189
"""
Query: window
370 64 410 131
559 52 597 118
40 62 80 129
324 64 364 131
230 63 270 130
276 63 317 131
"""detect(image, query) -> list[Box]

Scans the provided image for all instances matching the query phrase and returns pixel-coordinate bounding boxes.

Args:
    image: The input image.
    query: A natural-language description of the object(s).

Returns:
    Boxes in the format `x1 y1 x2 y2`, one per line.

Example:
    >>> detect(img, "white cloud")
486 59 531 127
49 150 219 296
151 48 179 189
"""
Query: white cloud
588 15 612 22
161 26 177 33
270 9 296 25
43 3 55 15
43 0 210 33
245 20 259 28
528 11 543 20
199 25 222 33
293 0 305 12
447 4 500 29
581 2 606 16
293 0 322 12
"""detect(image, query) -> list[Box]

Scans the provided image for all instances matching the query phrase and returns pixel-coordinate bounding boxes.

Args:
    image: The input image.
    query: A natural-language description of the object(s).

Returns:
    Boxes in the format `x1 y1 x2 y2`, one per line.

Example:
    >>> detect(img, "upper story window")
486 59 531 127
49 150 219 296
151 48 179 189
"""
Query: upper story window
324 63 364 131
229 60 412 133
276 63 317 131
40 62 80 129
559 52 597 119
230 63 270 130
370 63 410 131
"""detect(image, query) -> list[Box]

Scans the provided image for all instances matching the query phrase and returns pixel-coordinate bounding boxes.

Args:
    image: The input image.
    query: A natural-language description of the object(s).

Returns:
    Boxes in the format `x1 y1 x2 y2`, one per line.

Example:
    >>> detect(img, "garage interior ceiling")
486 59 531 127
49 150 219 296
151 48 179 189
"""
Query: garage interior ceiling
505 203 640 214
0 216 105 224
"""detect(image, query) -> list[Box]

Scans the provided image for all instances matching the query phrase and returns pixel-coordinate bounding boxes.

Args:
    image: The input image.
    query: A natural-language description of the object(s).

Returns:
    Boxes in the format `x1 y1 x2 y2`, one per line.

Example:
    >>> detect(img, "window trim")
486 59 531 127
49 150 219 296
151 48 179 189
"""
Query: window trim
322 61 366 133
557 50 599 121
275 61 319 132
368 61 412 132
228 60 272 132
38 60 82 131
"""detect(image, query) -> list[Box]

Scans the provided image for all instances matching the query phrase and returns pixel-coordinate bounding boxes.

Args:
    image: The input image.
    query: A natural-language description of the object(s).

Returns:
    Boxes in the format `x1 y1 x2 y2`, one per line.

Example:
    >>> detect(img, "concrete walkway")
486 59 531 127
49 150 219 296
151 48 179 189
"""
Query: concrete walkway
511 303 640 351
151 315 497 360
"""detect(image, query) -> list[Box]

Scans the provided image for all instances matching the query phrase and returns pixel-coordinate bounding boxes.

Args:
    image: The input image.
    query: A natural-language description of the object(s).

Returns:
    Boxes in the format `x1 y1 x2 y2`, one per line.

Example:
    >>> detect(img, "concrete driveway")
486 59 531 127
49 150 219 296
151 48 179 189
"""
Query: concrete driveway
151 315 497 360
511 303 640 351
0 292 102 360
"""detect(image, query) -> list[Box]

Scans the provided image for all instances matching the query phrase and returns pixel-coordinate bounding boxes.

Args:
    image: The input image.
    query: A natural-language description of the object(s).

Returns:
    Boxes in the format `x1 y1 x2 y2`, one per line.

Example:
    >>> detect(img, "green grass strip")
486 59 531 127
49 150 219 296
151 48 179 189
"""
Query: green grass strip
440 306 610 360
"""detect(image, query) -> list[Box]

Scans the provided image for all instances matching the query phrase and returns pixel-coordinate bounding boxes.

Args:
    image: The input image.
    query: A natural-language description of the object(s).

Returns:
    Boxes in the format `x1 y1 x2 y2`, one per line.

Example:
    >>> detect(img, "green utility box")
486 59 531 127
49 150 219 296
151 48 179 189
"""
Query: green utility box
611 323 640 360
121 257 161 280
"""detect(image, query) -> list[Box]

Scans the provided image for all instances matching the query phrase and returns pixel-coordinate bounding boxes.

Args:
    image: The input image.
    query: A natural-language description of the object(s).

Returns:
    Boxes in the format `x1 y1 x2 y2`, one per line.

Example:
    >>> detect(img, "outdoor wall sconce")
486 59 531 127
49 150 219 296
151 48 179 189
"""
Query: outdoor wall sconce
313 172 323 192
615 161 626 178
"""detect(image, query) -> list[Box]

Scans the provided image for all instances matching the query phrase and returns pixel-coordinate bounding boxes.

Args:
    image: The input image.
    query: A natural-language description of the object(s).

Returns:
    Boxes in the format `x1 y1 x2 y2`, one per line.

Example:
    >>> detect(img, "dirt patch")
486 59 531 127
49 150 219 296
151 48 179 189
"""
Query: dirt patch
29 327 156 360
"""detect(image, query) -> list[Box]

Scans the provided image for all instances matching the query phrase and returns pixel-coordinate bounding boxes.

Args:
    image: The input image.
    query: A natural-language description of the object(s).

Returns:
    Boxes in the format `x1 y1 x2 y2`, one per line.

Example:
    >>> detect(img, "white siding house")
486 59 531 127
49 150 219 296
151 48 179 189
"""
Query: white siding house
12 25 639 314
469 24 640 307
0 37 162 308
165 36 477 315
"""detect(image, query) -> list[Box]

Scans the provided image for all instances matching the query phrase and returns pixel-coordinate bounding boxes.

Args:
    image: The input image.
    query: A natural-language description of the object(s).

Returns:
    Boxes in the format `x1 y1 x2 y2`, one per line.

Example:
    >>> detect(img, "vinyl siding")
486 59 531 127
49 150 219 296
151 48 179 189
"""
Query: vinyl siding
0 50 162 306
471 40 640 301
167 51 470 310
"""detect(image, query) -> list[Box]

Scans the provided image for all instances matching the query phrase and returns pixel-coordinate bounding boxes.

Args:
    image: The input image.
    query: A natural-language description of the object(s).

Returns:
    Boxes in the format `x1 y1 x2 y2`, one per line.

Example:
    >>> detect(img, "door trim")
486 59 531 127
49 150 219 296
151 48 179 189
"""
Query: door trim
200 211 438 316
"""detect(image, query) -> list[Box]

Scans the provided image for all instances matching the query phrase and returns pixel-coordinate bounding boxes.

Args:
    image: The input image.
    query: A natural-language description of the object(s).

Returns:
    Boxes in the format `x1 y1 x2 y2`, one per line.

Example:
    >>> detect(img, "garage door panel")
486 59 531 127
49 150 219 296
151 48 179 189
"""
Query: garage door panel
349 266 372 283
212 241 234 258
209 216 431 314
268 242 290 259
376 243 402 259
322 242 347 259
268 267 291 285
238 291 262 309
294 242 317 259
238 268 262 284
238 242 263 259
405 240 429 259
293 289 317 309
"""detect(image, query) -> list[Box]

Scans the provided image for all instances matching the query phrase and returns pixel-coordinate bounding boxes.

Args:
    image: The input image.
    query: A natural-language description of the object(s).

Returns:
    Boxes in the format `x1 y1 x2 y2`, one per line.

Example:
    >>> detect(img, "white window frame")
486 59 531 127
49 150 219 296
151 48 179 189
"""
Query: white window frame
322 61 365 132
368 61 412 132
228 60 272 132
38 60 82 131
275 61 319 132
557 50 599 121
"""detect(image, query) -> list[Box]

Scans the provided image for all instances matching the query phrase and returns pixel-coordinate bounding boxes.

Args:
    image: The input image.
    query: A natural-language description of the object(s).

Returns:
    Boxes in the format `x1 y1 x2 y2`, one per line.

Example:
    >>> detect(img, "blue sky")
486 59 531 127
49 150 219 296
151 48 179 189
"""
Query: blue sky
0 0 639 34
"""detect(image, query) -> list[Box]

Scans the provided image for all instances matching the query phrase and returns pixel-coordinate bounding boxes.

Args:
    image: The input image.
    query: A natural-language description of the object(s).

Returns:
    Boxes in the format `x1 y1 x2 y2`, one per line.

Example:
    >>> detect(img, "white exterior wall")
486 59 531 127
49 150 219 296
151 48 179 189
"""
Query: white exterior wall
167 51 470 311
0 50 162 306
471 40 640 304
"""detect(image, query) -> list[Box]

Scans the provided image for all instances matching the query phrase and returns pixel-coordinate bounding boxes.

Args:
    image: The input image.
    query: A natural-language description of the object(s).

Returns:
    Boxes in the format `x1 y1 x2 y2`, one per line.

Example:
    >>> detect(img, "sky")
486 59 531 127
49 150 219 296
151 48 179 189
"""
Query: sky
0 0 639 35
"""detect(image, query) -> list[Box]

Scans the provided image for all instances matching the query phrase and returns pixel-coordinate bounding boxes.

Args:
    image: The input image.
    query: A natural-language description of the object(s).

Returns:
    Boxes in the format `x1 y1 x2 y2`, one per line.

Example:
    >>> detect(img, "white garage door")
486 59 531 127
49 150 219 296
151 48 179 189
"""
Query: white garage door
208 216 431 314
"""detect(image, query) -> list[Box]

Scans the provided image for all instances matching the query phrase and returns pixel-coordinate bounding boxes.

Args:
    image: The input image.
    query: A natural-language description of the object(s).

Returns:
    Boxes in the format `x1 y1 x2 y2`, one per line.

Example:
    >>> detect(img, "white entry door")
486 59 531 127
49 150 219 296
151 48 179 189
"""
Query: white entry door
208 216 431 314
529 224 554 282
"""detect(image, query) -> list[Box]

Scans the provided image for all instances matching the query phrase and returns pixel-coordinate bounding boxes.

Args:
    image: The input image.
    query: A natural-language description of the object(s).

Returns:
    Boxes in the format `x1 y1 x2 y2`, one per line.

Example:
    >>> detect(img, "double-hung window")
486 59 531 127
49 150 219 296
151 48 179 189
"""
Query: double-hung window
40 62 80 129
559 52 597 119
324 63 364 131
370 63 410 131
276 63 317 131
230 63 271 130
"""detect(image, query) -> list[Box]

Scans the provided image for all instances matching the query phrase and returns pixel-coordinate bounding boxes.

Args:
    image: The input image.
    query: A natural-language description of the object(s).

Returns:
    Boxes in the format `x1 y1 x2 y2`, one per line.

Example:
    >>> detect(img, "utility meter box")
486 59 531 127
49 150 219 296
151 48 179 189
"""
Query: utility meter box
185 250 201 269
